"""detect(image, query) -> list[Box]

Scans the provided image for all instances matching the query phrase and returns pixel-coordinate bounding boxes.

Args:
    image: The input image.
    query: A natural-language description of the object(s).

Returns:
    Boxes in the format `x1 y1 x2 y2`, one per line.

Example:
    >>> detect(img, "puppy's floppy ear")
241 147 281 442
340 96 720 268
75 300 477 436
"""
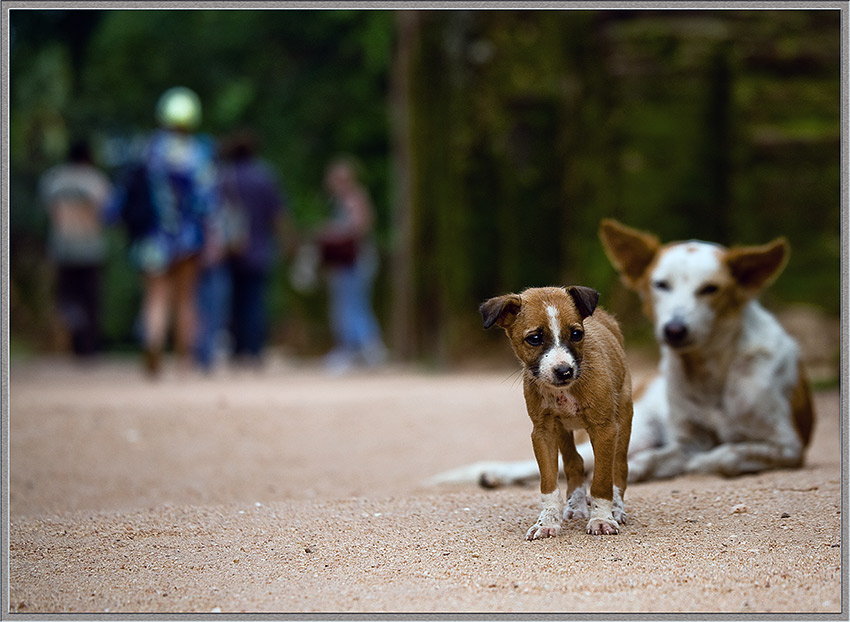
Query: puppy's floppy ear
567 286 599 319
725 237 789 293
599 219 660 289
480 294 522 329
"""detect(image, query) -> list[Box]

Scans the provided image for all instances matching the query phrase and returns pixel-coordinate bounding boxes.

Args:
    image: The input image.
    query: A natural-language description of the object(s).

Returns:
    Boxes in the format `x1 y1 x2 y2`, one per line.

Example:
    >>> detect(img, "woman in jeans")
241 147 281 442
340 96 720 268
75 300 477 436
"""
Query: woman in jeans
317 157 387 374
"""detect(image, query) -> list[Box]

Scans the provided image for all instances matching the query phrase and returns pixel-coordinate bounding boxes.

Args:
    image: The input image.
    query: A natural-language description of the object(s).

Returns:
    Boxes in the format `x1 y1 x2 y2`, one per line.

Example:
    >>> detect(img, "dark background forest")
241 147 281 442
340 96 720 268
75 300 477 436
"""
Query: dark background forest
7 8 843 366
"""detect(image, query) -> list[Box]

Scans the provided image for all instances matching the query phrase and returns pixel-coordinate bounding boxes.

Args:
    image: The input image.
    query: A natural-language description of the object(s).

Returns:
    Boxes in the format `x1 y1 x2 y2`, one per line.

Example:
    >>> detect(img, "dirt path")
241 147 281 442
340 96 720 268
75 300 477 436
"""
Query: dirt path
6 357 844 614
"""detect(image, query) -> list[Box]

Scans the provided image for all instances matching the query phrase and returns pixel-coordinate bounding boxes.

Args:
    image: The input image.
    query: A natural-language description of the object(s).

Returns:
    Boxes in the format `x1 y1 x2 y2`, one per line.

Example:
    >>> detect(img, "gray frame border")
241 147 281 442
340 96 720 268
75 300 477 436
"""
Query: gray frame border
1 1 847 621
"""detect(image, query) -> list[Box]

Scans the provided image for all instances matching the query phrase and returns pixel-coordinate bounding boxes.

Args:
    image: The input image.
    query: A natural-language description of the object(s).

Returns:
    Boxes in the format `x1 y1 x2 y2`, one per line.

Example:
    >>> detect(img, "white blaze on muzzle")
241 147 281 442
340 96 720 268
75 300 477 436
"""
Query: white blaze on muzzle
649 242 725 349
538 305 578 385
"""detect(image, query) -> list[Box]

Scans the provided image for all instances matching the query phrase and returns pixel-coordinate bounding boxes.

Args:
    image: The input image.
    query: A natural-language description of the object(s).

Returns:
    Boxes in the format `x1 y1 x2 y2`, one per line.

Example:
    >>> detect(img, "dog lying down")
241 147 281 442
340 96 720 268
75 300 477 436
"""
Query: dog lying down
428 219 814 488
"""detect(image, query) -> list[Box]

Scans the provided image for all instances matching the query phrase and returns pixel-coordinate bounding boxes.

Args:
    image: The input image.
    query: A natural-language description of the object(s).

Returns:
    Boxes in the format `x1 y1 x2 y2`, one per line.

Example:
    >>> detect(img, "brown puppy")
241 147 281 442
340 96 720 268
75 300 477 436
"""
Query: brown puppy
481 286 633 538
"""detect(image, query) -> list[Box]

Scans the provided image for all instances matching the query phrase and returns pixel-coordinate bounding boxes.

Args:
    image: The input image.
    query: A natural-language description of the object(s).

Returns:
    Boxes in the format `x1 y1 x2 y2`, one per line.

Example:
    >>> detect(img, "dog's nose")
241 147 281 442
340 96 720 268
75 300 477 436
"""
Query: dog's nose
663 320 689 346
553 365 574 382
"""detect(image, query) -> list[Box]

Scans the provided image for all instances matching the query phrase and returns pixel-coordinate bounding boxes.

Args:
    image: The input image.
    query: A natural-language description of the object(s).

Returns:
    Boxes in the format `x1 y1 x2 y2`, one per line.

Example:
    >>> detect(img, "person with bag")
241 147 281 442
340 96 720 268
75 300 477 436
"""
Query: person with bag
317 156 387 374
109 86 217 377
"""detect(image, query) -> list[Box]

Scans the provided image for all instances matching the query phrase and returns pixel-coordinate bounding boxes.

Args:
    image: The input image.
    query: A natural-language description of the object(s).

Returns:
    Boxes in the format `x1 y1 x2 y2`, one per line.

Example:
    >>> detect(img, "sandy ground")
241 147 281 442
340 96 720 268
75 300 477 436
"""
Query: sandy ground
6 355 845 616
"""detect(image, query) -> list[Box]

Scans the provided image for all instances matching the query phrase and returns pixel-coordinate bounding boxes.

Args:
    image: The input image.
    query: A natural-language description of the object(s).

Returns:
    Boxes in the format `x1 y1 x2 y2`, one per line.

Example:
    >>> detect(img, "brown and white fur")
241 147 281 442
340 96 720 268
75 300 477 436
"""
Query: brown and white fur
429 220 813 487
480 286 633 538
597 219 813 481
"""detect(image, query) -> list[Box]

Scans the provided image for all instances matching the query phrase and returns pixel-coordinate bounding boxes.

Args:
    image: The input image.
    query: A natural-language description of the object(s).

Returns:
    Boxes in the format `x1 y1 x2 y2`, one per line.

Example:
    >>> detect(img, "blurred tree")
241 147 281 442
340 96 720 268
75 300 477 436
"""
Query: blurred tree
396 9 841 363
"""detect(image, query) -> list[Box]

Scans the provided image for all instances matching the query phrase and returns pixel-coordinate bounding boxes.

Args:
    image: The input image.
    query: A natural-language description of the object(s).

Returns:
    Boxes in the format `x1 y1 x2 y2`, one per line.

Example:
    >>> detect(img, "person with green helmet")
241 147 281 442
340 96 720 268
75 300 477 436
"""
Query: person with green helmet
133 86 217 377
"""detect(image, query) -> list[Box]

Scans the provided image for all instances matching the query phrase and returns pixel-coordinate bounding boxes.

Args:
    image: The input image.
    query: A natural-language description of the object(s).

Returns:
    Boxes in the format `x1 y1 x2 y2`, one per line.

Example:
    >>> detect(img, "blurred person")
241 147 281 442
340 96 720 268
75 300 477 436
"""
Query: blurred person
193 193 231 373
317 156 387 374
216 128 289 367
39 138 113 358
111 86 217 376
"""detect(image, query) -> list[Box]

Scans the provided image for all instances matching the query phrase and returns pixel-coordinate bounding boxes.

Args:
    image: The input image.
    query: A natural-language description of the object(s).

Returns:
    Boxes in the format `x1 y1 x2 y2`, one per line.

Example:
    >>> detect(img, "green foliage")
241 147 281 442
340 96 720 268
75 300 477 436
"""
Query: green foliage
10 8 394 351
77 10 394 226
8 9 842 364
401 10 840 362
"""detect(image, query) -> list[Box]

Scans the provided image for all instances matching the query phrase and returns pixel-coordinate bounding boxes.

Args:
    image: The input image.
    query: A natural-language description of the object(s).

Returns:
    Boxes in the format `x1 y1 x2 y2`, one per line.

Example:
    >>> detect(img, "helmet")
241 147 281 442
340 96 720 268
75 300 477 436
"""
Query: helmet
155 86 202 130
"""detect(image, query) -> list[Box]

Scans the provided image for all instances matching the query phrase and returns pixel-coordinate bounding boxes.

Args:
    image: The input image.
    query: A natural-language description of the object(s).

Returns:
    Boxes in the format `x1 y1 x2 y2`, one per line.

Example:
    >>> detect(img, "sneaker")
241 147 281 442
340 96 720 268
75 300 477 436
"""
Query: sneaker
324 349 356 376
361 341 389 368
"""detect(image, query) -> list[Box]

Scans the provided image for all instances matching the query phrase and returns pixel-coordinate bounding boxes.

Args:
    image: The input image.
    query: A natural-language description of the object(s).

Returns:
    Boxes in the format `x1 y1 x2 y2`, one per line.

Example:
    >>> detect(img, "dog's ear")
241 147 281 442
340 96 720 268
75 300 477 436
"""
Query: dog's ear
599 219 660 289
480 294 522 329
567 286 599 319
725 237 789 293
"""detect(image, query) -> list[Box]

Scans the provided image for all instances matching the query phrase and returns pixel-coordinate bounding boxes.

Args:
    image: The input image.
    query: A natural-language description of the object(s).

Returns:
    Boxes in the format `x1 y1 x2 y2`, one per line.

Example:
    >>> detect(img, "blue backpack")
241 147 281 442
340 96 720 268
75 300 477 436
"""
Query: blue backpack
117 162 157 240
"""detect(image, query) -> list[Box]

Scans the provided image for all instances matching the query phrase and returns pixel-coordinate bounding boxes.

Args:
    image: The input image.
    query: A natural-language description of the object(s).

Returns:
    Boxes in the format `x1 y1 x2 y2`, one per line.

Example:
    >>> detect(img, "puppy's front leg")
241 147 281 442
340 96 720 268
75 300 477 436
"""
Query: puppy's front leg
527 426 562 540
587 424 620 535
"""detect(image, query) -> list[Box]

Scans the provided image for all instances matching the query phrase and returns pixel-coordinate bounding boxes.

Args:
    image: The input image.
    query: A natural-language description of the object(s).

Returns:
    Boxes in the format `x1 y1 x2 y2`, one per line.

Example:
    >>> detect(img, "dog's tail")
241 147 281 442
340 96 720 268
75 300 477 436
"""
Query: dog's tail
421 460 538 488
422 449 596 489
793 361 815 448
425 377 668 489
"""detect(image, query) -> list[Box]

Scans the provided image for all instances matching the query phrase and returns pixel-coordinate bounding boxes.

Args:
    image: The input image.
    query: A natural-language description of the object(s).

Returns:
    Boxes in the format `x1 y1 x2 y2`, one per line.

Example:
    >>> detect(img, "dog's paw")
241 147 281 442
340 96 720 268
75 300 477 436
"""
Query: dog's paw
526 521 562 540
586 517 619 535
586 498 620 535
478 470 506 489
612 488 627 525
563 488 589 521
629 446 687 481
686 446 741 476
627 453 653 482
526 505 562 540
612 506 627 525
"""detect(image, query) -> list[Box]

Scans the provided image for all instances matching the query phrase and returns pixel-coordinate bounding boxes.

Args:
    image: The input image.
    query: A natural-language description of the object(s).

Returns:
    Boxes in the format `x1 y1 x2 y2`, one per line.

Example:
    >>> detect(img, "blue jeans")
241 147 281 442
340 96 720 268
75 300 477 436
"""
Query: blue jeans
230 262 270 359
195 263 232 371
327 250 383 354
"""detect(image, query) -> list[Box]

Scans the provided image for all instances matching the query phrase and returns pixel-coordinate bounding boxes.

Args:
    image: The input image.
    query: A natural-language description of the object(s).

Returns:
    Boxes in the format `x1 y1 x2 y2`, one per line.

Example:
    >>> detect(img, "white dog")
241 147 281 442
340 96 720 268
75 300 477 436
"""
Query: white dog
430 219 814 486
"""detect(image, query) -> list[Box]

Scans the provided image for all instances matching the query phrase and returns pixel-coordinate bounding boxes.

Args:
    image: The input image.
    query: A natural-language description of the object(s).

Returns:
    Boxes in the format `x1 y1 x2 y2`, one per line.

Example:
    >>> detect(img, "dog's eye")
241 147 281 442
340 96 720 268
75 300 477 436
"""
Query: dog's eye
525 332 544 346
653 280 670 292
570 328 584 342
698 283 719 296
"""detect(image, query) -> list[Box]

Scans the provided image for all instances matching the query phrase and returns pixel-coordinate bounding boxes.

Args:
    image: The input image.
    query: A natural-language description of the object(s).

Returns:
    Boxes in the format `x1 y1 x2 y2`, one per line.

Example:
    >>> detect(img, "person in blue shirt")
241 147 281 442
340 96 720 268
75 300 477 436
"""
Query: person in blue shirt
217 129 288 368
130 86 217 376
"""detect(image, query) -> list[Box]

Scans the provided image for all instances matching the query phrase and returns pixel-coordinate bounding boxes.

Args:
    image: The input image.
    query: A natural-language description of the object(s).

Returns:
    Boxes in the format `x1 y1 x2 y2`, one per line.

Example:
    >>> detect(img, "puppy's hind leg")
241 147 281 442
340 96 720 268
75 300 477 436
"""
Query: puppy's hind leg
574 376 670 478
559 426 589 521
612 404 633 525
